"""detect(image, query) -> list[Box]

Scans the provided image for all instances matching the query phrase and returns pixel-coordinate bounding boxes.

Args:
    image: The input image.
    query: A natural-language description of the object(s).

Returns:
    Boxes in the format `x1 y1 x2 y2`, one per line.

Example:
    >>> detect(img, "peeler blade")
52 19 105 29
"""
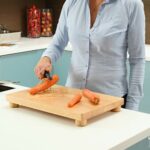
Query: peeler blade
44 71 52 80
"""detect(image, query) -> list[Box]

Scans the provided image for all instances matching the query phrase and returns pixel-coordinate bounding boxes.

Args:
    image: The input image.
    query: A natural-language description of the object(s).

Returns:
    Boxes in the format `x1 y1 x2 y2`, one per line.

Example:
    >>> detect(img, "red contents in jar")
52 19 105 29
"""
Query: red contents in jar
41 9 53 37
27 5 41 38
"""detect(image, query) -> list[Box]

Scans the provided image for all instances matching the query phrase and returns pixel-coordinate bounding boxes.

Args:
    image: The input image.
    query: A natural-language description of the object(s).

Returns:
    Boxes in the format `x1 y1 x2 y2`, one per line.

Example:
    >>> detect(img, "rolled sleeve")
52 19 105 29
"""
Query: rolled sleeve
127 0 145 111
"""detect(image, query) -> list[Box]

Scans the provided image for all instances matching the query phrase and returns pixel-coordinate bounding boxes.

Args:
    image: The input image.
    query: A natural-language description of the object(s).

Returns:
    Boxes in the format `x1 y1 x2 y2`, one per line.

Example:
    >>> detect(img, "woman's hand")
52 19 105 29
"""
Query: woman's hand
34 56 52 79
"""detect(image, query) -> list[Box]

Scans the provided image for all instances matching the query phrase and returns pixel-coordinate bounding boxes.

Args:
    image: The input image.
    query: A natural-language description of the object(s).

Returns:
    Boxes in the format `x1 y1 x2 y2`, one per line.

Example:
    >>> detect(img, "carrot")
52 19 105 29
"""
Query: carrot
67 94 82 108
82 89 100 105
29 74 59 95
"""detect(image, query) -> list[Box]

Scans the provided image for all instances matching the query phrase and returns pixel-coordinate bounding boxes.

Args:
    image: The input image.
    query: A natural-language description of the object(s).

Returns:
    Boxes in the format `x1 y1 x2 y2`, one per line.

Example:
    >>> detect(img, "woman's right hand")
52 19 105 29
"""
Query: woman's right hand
34 56 52 79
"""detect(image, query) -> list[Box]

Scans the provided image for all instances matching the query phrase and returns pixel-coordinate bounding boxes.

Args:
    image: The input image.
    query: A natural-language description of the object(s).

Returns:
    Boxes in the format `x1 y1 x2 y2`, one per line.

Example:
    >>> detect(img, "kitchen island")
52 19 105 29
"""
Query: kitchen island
0 83 150 150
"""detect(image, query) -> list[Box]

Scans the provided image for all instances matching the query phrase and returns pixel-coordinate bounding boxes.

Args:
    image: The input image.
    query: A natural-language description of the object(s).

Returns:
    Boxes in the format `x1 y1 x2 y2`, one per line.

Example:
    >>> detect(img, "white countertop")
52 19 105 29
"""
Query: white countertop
0 37 150 61
0 83 150 150
0 37 72 56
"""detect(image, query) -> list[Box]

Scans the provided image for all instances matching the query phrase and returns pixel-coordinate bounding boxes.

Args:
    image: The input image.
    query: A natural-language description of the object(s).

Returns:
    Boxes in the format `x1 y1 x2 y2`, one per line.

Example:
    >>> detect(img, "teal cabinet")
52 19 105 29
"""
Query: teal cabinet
140 62 150 113
127 62 150 150
0 50 44 87
0 49 70 87
128 137 150 150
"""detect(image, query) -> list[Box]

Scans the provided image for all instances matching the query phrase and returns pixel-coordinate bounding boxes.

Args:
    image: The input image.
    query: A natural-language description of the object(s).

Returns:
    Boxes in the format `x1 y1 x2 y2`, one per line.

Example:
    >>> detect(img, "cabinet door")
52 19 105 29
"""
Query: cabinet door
0 50 44 87
127 137 149 150
121 62 150 150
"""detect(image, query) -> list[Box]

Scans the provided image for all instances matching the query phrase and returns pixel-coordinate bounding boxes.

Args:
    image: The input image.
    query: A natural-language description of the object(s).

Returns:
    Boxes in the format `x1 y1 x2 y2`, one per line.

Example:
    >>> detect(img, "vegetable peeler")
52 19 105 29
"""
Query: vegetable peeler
44 71 52 80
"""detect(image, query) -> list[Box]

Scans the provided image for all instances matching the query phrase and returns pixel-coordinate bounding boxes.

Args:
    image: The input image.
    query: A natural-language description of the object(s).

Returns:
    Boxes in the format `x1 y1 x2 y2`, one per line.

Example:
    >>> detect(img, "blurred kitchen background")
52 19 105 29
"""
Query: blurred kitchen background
0 0 149 43
0 0 65 37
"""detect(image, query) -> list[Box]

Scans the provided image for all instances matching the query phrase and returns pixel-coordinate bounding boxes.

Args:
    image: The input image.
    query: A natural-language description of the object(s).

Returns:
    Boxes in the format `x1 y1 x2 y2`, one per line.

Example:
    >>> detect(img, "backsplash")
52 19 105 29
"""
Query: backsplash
0 0 46 36
0 0 149 44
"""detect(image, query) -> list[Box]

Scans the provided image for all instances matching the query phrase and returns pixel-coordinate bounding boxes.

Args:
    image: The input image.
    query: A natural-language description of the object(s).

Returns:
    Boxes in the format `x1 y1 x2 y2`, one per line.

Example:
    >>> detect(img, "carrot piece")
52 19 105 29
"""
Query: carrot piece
82 89 100 105
29 74 59 95
67 94 82 108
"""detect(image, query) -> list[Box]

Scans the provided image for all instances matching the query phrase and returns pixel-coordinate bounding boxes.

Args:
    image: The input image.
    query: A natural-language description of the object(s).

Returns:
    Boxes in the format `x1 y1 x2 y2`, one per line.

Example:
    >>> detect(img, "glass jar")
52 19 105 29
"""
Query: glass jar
0 24 10 34
27 5 41 38
41 9 53 37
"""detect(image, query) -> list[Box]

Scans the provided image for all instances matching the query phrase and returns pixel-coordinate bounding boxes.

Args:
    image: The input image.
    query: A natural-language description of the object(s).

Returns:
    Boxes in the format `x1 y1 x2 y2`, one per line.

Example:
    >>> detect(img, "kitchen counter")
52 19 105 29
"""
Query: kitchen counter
0 83 150 150
0 37 72 56
0 37 150 61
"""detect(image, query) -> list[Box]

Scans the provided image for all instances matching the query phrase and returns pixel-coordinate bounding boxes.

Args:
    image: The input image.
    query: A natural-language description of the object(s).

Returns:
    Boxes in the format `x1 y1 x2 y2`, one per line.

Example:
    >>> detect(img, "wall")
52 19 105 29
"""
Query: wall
0 0 65 36
0 0 46 36
0 0 149 43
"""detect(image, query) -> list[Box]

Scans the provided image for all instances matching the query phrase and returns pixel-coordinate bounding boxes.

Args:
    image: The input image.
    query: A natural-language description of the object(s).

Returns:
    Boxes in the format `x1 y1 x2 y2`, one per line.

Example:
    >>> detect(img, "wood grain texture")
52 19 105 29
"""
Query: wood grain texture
6 85 124 126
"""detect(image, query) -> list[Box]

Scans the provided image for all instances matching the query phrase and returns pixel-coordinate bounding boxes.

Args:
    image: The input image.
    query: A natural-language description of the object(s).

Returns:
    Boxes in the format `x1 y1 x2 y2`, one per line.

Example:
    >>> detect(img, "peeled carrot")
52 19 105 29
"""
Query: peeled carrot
67 94 82 108
29 74 59 95
82 89 100 105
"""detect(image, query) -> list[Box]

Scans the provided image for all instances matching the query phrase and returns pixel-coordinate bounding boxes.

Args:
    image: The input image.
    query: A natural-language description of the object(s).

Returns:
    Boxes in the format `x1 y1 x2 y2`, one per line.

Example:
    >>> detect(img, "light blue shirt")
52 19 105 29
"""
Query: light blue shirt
42 0 145 111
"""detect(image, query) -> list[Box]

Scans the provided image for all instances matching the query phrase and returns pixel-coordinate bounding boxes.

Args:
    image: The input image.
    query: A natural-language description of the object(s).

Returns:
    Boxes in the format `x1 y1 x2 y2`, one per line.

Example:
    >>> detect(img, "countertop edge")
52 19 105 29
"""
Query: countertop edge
0 37 150 62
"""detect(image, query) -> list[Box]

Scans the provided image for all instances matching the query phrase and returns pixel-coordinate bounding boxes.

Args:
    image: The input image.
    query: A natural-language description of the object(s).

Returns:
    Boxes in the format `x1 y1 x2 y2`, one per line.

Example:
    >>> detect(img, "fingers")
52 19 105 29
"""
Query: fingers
34 57 52 79
39 64 51 79
35 66 44 79
34 66 41 79
35 66 49 79
45 63 52 72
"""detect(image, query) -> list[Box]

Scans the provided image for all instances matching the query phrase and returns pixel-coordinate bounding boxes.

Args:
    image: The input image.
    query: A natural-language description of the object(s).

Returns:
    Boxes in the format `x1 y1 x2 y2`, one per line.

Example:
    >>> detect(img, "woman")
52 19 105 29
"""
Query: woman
35 0 145 111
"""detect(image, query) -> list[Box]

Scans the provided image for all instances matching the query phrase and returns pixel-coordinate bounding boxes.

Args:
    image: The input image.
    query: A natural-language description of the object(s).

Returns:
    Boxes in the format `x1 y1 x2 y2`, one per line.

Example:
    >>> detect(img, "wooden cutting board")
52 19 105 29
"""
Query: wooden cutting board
6 85 124 126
